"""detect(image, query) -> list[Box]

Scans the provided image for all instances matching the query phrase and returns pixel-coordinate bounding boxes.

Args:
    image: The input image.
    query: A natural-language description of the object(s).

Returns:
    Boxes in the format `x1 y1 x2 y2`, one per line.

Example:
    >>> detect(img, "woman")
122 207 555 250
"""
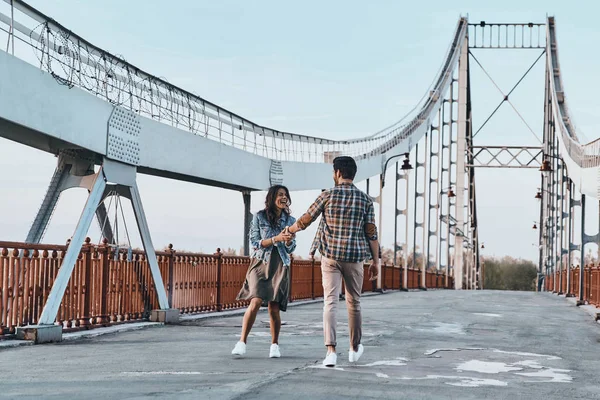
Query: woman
232 185 296 358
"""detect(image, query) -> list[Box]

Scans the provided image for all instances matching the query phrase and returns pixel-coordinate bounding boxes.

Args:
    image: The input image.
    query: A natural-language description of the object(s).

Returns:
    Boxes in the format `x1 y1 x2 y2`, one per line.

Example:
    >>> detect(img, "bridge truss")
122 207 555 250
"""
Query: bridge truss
1 1 599 341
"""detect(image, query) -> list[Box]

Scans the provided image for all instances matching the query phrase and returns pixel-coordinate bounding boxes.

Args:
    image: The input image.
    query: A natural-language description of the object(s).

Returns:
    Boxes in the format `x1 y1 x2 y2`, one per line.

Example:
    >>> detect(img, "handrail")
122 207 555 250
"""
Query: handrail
0 0 467 163
546 17 600 170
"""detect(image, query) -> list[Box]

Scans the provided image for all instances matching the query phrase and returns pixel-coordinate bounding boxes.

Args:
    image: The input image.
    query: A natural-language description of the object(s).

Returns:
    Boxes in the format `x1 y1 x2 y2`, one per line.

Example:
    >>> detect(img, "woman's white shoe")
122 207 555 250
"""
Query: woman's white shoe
269 344 281 358
231 341 246 356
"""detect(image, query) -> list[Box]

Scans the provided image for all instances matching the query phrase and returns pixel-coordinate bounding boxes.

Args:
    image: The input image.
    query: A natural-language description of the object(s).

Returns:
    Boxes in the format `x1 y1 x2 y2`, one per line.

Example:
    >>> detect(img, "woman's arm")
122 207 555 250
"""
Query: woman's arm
249 213 263 249
284 216 297 254
250 212 285 249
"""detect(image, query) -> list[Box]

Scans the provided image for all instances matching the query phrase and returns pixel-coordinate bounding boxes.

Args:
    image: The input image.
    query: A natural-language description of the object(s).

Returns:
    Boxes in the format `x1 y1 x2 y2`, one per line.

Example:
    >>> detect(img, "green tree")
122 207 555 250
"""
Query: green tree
483 256 537 291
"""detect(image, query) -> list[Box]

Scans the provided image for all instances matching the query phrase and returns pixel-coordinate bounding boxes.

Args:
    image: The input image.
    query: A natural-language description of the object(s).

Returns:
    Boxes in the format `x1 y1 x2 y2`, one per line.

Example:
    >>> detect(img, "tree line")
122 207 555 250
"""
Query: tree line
482 256 537 291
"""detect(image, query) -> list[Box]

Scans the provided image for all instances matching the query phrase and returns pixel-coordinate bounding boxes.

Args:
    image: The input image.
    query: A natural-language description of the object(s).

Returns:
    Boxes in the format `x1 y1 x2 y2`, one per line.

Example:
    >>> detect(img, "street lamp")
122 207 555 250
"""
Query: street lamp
381 152 412 188
532 221 538 230
539 158 553 172
539 152 564 173
401 153 413 171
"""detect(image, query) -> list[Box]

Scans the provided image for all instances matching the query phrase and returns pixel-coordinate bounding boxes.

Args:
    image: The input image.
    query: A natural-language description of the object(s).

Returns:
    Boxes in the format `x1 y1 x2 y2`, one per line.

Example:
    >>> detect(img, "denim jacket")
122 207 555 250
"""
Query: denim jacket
250 210 297 266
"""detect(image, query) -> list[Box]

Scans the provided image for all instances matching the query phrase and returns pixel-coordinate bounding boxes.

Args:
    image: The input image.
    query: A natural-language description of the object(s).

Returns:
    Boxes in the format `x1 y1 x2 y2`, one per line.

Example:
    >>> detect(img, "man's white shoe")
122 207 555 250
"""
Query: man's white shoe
269 344 281 358
323 351 337 367
231 341 246 356
349 344 364 363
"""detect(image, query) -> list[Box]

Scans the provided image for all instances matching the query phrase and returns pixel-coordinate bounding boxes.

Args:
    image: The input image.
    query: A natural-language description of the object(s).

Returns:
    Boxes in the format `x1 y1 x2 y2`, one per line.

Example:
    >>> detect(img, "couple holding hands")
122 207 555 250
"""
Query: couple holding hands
232 156 380 367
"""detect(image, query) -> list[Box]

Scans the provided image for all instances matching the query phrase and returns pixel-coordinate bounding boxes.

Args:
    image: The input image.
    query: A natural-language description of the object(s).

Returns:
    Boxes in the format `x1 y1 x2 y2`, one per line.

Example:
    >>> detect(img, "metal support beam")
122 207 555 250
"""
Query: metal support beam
242 191 252 256
565 179 574 296
426 109 442 287
454 33 469 290
438 98 450 287
378 174 384 290
130 182 170 310
38 169 107 324
412 134 428 290
579 194 586 303
469 145 542 168
36 159 175 330
557 161 565 294
539 62 553 292
26 152 114 245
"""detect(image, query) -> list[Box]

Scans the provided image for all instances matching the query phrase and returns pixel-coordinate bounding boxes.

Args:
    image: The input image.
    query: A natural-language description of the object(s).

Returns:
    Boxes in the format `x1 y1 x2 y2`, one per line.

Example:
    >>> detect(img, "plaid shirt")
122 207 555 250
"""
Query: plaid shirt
304 183 378 263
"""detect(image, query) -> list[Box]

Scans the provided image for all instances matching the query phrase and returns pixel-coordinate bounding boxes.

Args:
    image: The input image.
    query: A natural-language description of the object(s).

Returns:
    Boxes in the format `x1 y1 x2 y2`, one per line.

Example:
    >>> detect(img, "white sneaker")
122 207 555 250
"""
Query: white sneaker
349 344 364 363
269 344 281 358
231 341 246 356
323 351 337 367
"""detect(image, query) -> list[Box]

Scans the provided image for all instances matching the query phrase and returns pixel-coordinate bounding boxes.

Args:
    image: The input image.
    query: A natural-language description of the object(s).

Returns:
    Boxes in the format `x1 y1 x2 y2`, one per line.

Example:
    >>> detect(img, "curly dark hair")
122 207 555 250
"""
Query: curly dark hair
264 185 291 228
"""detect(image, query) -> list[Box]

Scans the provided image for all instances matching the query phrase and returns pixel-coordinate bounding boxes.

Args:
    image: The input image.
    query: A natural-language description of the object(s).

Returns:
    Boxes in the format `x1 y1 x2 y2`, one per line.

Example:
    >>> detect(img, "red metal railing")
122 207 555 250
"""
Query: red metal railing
0 240 453 337
546 266 600 307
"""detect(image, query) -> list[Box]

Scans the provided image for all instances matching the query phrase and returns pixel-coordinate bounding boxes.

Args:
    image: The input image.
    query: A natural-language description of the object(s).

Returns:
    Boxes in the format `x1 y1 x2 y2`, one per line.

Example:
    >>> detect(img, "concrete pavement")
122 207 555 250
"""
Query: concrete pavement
1 290 599 399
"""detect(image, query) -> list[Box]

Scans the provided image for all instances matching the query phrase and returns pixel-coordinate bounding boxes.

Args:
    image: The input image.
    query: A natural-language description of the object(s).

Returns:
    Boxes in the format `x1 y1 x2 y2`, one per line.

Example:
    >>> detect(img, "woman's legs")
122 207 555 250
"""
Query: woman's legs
240 298 263 343
268 301 281 344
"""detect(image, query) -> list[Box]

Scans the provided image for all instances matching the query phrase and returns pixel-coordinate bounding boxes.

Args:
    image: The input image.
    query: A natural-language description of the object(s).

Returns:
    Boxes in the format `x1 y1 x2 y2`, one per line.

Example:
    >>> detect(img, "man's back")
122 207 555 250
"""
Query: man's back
307 182 376 263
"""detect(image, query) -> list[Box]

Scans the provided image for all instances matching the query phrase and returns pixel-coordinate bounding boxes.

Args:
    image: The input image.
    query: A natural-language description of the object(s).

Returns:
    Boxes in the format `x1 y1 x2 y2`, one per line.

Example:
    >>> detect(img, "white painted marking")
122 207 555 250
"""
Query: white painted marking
417 322 466 335
236 331 271 337
516 368 573 383
512 360 544 369
285 330 318 336
473 313 502 318
456 360 523 374
492 350 561 361
444 377 508 387
424 348 485 356
398 375 507 387
121 371 217 376
360 358 408 367
307 365 345 371
376 373 390 378
424 348 561 361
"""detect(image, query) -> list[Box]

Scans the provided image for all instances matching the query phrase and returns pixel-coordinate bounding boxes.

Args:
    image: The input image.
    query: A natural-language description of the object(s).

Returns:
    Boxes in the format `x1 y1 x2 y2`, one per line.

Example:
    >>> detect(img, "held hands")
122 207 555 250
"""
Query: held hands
368 258 380 281
274 227 294 245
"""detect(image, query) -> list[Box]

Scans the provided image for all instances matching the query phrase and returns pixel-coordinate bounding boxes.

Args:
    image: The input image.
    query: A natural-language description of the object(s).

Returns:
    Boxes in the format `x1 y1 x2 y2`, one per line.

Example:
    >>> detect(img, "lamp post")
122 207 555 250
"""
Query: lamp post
480 242 485 290
436 187 455 288
383 152 413 291
537 152 557 292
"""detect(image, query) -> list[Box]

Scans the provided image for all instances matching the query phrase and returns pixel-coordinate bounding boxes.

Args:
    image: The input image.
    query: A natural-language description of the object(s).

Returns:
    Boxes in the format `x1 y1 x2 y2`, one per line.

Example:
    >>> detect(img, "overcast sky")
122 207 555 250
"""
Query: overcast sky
1 0 600 262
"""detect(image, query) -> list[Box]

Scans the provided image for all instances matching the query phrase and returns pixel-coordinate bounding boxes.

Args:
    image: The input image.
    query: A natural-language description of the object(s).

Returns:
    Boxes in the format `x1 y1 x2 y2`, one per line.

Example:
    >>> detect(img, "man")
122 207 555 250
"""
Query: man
288 156 379 367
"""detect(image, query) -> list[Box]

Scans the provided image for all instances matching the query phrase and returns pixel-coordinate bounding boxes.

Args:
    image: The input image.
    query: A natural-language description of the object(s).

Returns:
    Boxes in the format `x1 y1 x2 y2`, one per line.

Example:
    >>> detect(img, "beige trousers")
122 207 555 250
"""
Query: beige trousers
321 256 363 350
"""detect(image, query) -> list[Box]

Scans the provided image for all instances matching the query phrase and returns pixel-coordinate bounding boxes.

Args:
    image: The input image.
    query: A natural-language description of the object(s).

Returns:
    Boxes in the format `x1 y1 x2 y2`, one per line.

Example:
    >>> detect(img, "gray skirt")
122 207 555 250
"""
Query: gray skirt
236 249 289 312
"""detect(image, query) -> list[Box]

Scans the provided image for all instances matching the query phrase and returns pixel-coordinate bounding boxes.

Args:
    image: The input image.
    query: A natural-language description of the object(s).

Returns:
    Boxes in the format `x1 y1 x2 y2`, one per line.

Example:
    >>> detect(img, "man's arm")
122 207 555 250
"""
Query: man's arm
364 201 380 280
368 239 380 280
288 191 328 235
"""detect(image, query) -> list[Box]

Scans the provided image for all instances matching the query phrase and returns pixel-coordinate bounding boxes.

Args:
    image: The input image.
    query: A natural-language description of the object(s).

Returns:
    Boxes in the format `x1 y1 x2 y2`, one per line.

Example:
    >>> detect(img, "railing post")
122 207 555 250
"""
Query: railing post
399 266 404 290
311 256 316 299
80 237 92 327
167 244 175 307
99 238 110 324
579 194 586 304
289 255 294 303
215 248 223 311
